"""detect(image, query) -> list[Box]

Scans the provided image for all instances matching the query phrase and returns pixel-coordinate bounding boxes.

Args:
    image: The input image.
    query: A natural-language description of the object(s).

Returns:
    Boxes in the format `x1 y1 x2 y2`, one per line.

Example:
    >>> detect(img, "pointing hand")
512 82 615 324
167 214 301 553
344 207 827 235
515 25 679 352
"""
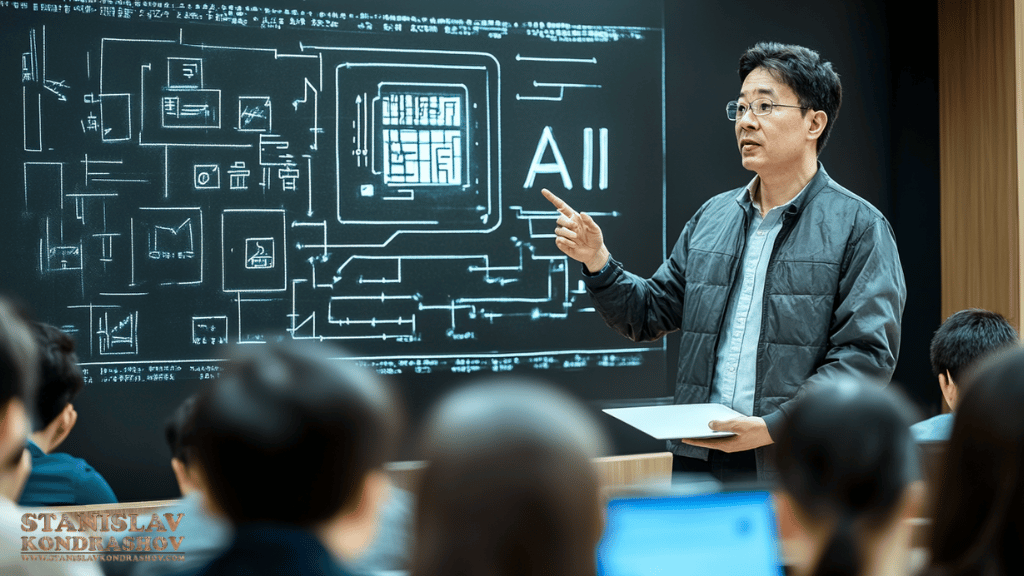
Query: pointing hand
541 188 609 273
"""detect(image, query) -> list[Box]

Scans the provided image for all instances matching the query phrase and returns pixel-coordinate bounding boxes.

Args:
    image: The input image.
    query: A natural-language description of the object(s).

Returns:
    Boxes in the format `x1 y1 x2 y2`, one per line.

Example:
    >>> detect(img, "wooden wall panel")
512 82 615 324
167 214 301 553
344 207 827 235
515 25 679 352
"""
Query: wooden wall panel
1017 0 1024 324
939 0 1021 329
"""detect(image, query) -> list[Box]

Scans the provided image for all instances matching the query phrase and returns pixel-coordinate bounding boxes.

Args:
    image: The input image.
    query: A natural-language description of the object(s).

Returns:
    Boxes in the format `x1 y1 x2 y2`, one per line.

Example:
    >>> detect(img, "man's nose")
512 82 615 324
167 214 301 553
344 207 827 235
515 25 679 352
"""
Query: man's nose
736 108 758 129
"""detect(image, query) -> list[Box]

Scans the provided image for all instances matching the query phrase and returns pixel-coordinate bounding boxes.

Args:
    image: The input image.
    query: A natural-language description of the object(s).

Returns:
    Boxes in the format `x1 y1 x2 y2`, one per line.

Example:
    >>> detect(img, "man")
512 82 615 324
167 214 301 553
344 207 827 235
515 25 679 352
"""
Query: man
0 297 101 575
543 42 905 480
182 340 403 576
911 309 1018 442
19 322 117 506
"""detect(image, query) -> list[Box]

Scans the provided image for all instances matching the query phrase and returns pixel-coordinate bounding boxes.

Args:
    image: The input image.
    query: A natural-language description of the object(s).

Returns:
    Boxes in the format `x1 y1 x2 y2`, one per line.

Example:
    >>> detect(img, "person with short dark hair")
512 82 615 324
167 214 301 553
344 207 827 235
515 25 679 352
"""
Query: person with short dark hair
118 382 411 575
543 41 905 480
910 308 1018 442
774 379 922 576
411 378 608 576
924 347 1024 576
18 322 117 506
188 340 403 576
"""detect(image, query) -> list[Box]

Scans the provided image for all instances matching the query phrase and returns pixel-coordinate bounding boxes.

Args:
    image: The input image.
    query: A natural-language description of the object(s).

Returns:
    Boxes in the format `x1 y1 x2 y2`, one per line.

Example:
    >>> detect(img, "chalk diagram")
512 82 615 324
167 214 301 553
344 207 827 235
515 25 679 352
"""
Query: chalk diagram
13 22 658 370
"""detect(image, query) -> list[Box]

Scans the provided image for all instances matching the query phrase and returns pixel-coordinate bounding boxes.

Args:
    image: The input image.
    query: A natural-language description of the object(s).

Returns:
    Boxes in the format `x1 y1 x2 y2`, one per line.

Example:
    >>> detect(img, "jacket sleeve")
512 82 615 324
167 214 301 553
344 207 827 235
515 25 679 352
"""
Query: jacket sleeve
581 213 698 343
761 216 907 438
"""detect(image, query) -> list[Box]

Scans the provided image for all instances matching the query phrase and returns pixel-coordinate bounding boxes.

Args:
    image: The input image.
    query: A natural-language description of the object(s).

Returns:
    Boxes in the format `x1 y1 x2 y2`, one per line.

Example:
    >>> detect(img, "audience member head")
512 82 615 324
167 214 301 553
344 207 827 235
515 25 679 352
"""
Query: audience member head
411 378 609 576
164 393 201 496
190 340 402 557
29 322 85 453
774 379 921 576
0 297 39 501
929 308 1018 411
927 347 1024 576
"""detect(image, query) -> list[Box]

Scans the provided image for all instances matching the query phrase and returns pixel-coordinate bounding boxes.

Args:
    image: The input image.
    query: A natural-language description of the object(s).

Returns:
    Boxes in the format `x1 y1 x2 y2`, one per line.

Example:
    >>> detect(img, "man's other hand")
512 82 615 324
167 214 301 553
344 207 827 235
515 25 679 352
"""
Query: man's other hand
678 416 773 453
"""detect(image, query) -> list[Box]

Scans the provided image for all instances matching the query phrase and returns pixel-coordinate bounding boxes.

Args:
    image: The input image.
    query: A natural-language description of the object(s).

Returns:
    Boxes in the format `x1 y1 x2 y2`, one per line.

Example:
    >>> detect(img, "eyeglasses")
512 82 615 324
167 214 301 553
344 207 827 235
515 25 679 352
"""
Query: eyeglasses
726 98 809 121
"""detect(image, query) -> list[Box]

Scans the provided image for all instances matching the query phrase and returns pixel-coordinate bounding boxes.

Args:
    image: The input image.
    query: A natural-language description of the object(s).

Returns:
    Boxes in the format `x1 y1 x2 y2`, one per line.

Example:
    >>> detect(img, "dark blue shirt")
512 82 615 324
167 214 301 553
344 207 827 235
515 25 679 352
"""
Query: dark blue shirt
194 524 357 576
18 440 118 506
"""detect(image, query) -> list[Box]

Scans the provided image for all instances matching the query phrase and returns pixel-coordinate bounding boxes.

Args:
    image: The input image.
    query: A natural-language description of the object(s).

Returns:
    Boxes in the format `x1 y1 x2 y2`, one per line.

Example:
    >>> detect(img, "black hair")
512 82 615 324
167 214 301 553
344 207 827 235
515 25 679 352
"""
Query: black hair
190 339 402 526
929 309 1018 383
164 394 199 466
0 296 38 409
774 379 919 576
412 378 609 576
31 322 85 430
739 42 843 154
926 347 1024 576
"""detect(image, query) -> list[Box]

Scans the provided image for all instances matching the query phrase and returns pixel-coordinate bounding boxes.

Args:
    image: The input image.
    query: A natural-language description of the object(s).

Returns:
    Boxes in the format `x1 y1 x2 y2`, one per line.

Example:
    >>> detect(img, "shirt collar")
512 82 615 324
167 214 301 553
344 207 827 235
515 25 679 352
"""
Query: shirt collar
735 173 811 215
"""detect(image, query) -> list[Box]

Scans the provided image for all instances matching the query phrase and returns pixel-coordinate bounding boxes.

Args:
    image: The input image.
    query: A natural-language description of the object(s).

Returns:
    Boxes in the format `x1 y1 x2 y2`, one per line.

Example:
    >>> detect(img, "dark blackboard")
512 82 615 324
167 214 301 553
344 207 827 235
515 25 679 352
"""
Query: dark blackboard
2 1 667 392
2 0 670 499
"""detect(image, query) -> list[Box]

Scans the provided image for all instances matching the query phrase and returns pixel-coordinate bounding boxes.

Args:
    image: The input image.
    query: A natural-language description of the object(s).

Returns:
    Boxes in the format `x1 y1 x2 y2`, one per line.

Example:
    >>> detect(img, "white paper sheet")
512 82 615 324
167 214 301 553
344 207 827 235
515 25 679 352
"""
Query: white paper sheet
603 403 746 439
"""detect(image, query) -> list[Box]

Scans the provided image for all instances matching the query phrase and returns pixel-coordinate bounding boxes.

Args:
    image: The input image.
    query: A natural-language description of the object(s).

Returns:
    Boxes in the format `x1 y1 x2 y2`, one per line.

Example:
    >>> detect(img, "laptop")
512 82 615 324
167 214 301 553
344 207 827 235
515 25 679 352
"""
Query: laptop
597 489 784 576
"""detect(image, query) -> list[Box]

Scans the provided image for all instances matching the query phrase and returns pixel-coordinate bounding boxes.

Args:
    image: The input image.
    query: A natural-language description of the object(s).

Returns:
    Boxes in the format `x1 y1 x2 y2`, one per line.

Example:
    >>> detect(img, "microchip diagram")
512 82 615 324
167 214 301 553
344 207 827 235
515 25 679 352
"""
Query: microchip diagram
329 48 500 233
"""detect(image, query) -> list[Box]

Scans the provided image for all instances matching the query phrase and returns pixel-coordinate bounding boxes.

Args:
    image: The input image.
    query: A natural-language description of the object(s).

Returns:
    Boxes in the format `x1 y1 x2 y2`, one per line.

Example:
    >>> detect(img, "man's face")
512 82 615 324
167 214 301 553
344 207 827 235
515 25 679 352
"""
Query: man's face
734 67 812 174
0 399 30 501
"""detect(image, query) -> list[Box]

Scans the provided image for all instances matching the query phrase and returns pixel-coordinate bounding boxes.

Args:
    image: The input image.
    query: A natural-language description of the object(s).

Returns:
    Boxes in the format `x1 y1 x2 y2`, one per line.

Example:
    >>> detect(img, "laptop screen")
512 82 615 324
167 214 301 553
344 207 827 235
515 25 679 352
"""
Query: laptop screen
597 490 784 576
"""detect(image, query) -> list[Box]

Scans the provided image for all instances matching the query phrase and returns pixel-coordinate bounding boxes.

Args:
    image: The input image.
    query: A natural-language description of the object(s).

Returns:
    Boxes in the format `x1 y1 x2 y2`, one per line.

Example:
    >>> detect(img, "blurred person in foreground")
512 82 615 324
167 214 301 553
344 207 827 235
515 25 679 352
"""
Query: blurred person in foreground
411 378 609 576
19 322 117 506
180 340 403 576
774 379 923 576
0 297 101 576
924 347 1024 576
124 390 412 576
911 309 1017 442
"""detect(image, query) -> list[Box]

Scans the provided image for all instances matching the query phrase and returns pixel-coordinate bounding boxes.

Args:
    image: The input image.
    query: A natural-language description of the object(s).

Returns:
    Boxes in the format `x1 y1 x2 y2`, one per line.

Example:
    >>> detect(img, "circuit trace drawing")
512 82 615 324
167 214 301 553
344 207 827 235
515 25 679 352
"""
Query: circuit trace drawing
6 5 665 385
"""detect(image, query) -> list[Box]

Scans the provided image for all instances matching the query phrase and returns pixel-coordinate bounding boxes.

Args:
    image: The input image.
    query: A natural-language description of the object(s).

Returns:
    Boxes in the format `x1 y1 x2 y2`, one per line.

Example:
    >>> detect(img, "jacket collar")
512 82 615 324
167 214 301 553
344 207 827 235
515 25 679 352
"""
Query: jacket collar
783 161 830 216
736 162 830 216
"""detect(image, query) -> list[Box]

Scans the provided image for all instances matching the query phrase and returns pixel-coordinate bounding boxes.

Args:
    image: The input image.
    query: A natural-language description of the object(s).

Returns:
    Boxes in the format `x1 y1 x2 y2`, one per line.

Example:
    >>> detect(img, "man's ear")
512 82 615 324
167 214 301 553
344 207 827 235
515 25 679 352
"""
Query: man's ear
184 463 229 519
47 404 77 452
0 399 30 501
350 469 390 524
171 457 200 496
315 470 392 563
0 446 31 502
939 370 958 411
806 110 828 141
774 491 806 536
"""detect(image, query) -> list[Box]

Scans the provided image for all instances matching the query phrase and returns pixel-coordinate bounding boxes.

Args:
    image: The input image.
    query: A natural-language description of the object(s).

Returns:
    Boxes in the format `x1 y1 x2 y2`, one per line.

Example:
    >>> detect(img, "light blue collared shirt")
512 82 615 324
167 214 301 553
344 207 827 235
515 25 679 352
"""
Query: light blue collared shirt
709 177 805 416
910 413 954 442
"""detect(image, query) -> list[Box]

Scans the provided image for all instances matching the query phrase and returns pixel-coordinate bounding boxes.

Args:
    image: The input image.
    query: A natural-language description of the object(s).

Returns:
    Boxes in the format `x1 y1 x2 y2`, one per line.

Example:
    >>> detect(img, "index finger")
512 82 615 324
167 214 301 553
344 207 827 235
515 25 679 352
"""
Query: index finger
541 188 577 216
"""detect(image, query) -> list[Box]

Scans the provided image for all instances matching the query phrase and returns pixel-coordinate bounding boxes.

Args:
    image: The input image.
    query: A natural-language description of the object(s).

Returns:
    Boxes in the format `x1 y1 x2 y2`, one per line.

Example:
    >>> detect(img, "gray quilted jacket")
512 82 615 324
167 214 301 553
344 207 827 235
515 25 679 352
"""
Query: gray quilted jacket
583 165 906 479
